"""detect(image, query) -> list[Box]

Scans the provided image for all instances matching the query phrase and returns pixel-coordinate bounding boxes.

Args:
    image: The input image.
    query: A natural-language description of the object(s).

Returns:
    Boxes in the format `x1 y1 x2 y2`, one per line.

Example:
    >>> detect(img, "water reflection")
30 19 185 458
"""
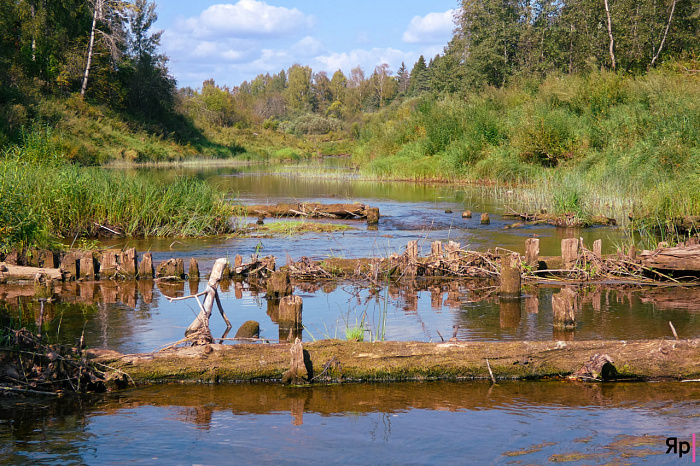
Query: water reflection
1 381 697 464
1 280 699 354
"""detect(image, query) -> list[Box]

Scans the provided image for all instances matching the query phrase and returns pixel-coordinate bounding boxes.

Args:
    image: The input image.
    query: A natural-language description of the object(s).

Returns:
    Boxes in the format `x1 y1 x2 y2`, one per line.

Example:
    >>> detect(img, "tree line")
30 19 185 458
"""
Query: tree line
0 0 175 139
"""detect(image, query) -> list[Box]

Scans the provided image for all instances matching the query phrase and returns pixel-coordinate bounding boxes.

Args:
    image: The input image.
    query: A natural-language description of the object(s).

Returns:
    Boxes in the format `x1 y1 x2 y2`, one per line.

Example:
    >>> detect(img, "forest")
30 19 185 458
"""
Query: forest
1 0 700 252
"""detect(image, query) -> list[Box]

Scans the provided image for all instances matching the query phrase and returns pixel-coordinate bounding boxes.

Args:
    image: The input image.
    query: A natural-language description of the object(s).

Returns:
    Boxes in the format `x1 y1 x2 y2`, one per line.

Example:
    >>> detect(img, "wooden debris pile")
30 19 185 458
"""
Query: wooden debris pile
503 205 617 227
0 328 127 396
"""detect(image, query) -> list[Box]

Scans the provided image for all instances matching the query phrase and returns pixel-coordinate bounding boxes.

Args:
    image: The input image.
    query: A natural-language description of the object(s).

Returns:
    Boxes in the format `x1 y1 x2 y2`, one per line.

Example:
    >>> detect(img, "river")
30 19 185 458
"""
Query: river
1 160 699 464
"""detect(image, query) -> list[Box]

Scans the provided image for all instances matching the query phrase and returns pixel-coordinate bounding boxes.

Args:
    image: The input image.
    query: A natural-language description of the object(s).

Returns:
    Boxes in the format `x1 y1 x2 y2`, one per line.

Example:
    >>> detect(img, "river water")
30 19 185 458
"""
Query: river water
2 161 699 464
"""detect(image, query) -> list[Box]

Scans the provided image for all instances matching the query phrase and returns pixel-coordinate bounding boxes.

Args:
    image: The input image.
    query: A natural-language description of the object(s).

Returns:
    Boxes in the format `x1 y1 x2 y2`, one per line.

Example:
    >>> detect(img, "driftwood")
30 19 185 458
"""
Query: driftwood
0 262 64 282
163 258 231 345
640 244 700 271
503 206 616 227
244 203 374 220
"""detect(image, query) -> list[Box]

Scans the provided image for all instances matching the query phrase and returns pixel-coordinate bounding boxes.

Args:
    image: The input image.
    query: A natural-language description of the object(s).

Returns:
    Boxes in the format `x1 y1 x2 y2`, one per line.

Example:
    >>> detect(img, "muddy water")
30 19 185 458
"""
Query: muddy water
2 381 698 464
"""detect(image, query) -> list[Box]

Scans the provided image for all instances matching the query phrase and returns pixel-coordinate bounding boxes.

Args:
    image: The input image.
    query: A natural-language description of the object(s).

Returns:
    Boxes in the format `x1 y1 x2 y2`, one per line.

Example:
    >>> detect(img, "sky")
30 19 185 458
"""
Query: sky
153 0 460 89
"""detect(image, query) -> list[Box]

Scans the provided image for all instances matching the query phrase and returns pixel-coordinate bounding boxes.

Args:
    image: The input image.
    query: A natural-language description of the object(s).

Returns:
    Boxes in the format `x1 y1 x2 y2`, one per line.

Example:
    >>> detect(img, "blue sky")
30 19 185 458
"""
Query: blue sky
154 0 459 89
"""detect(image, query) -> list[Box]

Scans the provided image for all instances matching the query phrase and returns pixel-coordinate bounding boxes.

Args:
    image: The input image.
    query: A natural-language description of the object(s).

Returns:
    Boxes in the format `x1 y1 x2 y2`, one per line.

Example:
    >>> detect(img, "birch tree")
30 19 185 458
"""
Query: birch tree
81 0 132 97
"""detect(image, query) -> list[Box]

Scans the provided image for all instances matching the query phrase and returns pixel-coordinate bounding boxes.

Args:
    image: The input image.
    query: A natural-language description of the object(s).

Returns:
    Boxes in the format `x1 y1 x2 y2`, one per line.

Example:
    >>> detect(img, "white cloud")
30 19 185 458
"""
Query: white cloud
292 36 325 57
402 10 455 44
314 48 415 76
174 0 315 39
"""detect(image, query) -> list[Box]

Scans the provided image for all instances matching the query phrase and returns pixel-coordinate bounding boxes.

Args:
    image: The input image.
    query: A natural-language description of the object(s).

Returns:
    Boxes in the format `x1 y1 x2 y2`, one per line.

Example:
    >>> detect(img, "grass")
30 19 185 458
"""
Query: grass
0 128 235 252
250 220 354 237
354 68 700 242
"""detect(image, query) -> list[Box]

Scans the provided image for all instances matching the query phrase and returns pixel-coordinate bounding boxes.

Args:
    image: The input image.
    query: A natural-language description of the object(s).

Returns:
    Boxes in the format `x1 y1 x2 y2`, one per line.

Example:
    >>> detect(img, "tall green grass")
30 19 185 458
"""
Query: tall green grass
0 128 234 253
355 68 700 236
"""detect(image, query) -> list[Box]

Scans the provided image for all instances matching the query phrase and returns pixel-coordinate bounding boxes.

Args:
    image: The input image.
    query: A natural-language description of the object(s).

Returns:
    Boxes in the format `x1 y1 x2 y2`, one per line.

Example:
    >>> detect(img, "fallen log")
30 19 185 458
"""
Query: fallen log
92 338 700 384
0 262 64 283
242 203 373 220
640 244 700 271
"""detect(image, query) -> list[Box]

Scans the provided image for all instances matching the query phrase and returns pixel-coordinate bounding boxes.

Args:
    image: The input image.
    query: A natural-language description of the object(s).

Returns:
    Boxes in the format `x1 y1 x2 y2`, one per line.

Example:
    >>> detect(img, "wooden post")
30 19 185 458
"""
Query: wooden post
525 238 539 268
41 250 57 269
430 241 443 260
100 250 119 278
138 252 154 279
593 239 602 260
561 238 579 268
279 295 303 325
267 270 292 298
60 252 78 281
445 241 461 272
185 258 230 338
120 248 138 278
366 207 380 225
480 213 490 224
462 210 472 218
79 252 96 280
156 258 185 279
188 258 200 279
406 240 418 276
499 252 521 297
552 287 578 329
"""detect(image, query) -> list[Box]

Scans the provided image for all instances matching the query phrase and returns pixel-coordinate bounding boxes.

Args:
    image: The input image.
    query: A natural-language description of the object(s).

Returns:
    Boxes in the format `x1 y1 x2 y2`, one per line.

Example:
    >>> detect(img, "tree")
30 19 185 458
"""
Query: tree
285 64 312 110
409 55 430 95
396 62 410 95
123 0 175 116
330 69 347 102
81 0 132 97
372 63 396 107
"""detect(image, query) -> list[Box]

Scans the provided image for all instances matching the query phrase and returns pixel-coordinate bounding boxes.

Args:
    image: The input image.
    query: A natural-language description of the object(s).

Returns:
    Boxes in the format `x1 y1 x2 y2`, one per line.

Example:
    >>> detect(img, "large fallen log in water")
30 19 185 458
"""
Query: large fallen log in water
242 203 373 219
640 244 700 271
0 262 64 282
91 338 700 384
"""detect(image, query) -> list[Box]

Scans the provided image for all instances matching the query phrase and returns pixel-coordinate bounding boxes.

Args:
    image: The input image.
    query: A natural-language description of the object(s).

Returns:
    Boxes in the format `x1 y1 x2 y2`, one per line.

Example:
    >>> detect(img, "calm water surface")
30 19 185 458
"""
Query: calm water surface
2 381 698 464
2 161 697 464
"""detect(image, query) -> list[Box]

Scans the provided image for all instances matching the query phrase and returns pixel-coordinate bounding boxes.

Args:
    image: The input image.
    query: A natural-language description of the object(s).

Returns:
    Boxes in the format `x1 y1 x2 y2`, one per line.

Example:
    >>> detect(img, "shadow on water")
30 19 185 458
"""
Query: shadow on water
2 279 699 354
1 380 697 463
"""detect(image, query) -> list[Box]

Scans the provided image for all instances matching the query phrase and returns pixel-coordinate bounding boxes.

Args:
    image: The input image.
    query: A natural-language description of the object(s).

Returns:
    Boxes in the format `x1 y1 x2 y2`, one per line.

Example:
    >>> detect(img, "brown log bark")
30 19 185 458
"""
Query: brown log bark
640 244 700 271
561 238 579 268
525 238 539 268
245 203 372 219
0 263 64 282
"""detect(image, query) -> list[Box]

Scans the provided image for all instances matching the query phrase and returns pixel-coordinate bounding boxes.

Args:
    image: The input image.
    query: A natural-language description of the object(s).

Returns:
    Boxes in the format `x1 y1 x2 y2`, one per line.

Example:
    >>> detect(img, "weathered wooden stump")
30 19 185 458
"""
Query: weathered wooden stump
480 213 490 224
445 241 461 272
41 250 57 269
525 238 540 268
499 252 521 297
138 252 154 279
5 251 19 265
156 258 185 279
267 270 292 298
367 207 380 225
60 252 78 281
235 320 260 339
279 295 303 327
79 252 96 280
561 238 579 269
405 240 418 276
640 244 700 271
552 287 578 329
593 239 602 260
282 338 312 385
462 210 472 218
188 258 199 279
100 250 120 278
120 248 138 278
430 241 443 260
